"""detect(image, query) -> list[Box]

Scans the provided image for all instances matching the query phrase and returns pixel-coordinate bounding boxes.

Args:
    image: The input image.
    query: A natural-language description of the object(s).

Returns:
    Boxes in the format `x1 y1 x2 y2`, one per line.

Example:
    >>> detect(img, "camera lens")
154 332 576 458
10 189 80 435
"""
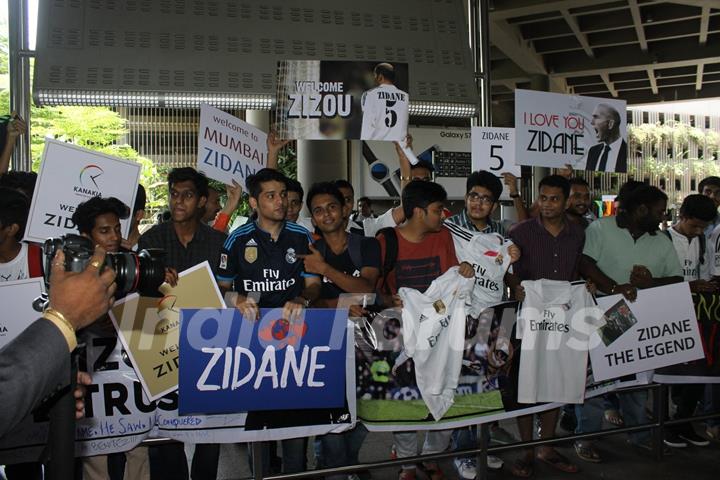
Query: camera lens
106 249 165 297
136 249 166 296
43 234 167 298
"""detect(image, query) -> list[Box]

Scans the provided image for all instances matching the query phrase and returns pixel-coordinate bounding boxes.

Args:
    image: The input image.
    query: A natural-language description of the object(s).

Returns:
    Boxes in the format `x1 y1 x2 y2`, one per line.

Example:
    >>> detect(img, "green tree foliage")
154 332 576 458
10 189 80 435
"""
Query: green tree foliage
0 34 8 75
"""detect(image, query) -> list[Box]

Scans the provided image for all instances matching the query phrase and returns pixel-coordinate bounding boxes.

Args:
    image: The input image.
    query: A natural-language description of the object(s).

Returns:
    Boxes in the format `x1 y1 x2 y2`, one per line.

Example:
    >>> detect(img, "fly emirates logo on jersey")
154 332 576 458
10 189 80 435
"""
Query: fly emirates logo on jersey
529 308 571 333
472 250 505 293
243 268 296 292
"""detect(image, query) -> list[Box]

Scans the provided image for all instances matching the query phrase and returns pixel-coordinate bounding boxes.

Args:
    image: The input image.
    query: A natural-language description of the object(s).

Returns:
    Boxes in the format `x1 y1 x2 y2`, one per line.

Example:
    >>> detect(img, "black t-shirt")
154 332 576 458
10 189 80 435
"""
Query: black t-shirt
217 220 315 307
319 235 381 300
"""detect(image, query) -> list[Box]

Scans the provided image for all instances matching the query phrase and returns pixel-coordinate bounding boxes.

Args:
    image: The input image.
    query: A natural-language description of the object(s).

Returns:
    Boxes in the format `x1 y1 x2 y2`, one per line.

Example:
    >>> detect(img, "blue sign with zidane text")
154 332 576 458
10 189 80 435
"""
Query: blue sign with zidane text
178 308 348 415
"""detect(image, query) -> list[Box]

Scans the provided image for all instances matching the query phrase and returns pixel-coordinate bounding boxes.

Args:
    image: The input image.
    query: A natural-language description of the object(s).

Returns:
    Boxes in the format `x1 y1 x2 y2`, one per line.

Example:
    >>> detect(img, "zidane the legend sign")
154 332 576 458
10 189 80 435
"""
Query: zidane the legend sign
275 60 409 141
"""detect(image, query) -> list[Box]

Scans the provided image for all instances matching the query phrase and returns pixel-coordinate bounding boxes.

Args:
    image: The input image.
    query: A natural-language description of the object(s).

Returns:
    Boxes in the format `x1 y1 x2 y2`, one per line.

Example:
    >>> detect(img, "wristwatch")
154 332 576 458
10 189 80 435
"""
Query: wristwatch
299 296 311 308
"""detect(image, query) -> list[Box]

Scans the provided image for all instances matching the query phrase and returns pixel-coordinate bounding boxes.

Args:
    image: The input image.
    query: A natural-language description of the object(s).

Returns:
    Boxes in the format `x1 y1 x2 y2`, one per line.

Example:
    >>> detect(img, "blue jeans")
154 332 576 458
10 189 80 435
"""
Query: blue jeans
703 384 720 427
452 427 476 461
319 425 368 480
574 398 603 436
617 391 650 444
252 439 308 475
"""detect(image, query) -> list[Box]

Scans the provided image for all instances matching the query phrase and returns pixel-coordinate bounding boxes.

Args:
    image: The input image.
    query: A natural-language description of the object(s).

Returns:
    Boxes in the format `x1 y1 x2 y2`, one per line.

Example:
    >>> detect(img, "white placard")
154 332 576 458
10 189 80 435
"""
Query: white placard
0 278 44 350
589 283 704 382
25 139 141 244
471 126 520 200
197 104 268 185
514 89 628 172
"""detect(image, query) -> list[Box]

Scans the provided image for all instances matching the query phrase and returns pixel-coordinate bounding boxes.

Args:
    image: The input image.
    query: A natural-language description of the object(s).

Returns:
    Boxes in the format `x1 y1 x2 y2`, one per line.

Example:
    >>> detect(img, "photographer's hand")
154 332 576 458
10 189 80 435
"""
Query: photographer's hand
47 246 117 332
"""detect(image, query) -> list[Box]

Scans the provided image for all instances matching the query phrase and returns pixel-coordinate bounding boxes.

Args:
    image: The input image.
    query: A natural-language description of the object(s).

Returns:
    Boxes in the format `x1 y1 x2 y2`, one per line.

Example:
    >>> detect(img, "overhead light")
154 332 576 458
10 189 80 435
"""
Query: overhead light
35 89 477 118
409 101 476 117
34 89 274 109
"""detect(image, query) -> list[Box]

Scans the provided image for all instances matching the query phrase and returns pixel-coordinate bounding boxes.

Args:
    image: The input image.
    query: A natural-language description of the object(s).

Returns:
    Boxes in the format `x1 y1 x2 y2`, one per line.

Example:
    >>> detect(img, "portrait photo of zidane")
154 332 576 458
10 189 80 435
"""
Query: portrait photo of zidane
583 103 628 173
360 63 409 141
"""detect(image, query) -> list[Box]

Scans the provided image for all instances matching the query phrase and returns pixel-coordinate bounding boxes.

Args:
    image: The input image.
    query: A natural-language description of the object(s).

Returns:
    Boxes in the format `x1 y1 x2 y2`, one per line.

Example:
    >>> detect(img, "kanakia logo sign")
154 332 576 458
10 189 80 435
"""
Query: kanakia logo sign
75 164 104 197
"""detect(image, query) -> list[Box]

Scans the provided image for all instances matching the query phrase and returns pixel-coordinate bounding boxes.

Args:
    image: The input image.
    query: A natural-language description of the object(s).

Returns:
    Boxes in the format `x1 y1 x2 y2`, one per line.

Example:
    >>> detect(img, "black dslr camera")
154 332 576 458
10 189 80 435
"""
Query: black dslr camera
41 234 166 297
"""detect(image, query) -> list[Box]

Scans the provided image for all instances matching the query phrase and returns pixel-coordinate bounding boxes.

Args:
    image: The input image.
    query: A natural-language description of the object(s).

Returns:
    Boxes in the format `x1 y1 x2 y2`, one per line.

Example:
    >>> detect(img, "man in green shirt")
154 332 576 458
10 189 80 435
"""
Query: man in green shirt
580 184 682 451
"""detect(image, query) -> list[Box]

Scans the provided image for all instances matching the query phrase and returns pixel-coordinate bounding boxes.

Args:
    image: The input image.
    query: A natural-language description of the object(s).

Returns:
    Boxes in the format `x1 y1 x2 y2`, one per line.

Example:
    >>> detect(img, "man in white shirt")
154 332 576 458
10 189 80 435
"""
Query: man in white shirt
669 194 717 289
0 187 33 282
698 176 720 241
698 176 720 439
0 186 45 479
666 194 717 449
334 179 402 237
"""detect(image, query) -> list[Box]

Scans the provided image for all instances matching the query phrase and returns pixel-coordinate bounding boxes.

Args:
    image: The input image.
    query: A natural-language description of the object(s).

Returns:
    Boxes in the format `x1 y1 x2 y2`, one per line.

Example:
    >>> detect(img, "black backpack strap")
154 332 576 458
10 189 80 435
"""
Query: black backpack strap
347 232 364 272
374 227 397 299
313 237 328 259
377 227 398 278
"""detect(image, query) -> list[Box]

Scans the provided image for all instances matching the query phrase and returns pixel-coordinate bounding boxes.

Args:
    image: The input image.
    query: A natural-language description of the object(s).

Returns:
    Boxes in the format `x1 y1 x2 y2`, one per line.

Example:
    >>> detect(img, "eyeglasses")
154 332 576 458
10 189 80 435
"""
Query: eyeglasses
466 192 494 205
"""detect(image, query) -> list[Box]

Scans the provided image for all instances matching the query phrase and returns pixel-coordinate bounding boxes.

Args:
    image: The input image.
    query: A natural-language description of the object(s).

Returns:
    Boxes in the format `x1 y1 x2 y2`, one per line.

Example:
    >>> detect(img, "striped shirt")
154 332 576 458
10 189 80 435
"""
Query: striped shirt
446 209 506 237
509 217 585 282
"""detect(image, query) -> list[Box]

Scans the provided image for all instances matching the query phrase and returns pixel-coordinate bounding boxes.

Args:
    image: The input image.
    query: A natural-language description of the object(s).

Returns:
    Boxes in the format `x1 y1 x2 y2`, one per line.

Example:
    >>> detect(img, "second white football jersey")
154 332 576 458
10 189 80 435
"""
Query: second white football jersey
398 267 474 420
446 222 512 317
517 279 605 404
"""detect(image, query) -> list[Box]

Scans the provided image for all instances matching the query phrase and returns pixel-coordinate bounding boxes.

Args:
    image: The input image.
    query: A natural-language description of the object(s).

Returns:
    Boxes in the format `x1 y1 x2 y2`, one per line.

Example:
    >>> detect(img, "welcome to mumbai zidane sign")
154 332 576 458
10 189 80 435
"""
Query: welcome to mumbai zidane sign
197 104 268 185
179 308 352 416
589 283 705 382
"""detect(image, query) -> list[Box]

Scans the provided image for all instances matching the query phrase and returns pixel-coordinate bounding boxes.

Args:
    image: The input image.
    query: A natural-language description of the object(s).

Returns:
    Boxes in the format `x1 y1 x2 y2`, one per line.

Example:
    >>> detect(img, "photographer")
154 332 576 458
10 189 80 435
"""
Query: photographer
72 196 174 480
0 246 116 438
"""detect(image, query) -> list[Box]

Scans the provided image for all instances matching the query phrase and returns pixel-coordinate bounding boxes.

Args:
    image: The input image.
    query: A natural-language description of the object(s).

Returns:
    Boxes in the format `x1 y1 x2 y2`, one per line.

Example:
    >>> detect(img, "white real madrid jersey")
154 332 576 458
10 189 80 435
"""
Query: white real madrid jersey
360 84 409 141
668 226 704 281
707 223 720 278
517 279 605 404
446 222 512 317
398 267 474 420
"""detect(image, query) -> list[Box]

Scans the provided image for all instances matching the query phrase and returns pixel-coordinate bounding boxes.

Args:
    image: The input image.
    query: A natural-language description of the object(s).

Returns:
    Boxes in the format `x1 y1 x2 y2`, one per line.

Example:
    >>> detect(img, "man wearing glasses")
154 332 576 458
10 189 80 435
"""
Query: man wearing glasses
446 171 508 235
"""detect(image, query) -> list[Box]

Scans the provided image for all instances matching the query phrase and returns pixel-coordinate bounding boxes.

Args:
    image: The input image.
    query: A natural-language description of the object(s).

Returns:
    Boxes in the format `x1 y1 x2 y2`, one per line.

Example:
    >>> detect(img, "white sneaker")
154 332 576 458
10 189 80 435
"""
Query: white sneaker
454 455 504 478
453 458 476 479
487 455 504 470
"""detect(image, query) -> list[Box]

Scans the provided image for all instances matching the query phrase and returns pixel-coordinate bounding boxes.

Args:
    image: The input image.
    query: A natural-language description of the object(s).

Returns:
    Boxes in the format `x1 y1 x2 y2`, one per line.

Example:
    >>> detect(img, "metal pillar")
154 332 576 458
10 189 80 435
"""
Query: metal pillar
246 110 270 132
297 140 347 187
8 0 32 171
469 0 491 127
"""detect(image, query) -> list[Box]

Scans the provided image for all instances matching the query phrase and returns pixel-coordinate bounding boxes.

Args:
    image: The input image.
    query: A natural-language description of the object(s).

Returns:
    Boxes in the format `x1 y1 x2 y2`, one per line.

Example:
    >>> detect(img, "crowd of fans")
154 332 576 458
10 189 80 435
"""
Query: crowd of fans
1 118 719 480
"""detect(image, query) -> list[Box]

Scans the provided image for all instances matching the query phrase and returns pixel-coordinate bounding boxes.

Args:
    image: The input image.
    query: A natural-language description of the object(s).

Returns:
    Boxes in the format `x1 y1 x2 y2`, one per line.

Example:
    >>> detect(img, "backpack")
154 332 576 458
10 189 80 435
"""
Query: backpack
376 227 399 294
663 229 705 265
313 232 365 273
